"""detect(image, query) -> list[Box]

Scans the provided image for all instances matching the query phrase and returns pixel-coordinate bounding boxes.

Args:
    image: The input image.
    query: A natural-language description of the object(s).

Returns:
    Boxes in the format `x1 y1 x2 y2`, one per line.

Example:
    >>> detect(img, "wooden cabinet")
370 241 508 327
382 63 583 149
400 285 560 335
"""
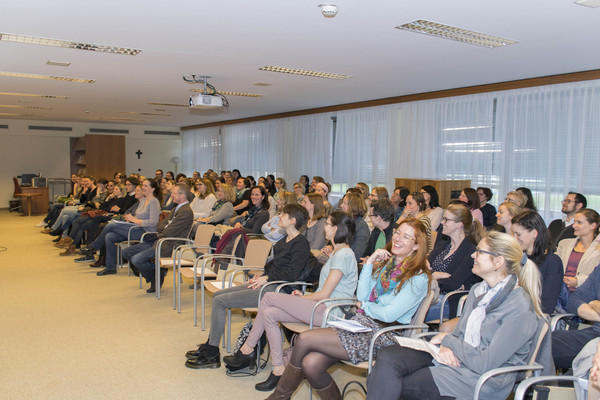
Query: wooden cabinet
70 135 125 179
20 186 49 215
394 178 471 208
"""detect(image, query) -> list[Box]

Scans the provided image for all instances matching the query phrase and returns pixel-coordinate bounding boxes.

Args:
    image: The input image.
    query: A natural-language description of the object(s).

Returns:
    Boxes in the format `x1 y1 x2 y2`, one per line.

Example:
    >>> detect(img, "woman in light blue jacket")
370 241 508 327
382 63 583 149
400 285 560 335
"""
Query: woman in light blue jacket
265 218 431 400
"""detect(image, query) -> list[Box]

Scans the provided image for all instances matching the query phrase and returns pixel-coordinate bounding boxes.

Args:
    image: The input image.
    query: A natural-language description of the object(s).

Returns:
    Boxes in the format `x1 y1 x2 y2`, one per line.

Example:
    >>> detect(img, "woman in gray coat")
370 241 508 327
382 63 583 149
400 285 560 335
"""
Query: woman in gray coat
366 231 544 400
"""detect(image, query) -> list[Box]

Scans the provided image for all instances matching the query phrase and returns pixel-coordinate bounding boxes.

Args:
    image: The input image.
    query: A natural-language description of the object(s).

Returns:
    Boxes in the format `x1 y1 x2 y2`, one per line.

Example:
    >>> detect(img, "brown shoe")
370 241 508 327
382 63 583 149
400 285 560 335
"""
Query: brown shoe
60 245 78 256
55 237 73 248
90 256 105 268
41 228 52 234
314 380 341 400
265 363 304 400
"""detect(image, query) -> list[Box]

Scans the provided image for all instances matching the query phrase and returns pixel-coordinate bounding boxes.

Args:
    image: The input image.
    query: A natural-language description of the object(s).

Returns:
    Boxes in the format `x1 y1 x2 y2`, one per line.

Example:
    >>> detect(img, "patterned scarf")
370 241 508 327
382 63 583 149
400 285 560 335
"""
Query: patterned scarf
368 256 411 303
212 200 225 212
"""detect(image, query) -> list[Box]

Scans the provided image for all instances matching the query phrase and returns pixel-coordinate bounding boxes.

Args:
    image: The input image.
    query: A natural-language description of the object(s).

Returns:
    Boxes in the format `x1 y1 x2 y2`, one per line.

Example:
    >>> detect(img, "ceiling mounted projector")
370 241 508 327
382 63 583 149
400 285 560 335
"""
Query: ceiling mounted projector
182 74 229 109
189 93 223 108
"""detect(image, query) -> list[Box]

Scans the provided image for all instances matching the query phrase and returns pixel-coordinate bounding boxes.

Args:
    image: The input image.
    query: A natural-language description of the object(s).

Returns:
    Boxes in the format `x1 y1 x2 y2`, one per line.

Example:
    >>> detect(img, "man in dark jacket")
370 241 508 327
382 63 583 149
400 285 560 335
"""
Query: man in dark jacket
122 183 194 293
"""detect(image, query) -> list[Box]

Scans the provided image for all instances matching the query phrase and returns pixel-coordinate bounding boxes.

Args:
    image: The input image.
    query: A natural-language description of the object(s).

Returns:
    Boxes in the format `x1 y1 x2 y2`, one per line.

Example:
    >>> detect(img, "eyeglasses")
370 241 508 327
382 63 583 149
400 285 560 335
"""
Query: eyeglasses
393 230 415 241
475 248 500 257
441 217 458 223
561 199 576 204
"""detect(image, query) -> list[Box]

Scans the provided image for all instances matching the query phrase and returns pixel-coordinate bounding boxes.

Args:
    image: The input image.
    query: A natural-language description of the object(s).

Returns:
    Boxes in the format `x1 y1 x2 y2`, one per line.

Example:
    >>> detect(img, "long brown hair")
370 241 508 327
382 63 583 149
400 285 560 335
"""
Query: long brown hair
372 217 432 293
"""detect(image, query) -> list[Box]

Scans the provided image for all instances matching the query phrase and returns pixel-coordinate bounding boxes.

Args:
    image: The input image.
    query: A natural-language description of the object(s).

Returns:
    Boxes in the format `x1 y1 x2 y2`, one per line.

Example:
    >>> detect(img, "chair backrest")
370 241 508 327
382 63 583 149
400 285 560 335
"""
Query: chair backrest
13 177 21 197
525 318 549 377
403 282 439 337
193 224 216 254
429 230 438 252
244 239 272 268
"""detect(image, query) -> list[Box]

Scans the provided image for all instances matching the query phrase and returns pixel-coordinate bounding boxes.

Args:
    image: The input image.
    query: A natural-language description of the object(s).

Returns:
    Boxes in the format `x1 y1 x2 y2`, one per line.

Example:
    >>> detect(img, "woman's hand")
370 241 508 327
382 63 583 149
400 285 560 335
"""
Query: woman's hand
291 290 303 297
123 214 140 224
434 345 460 367
432 271 451 280
321 245 334 256
429 332 449 345
110 205 120 212
366 249 392 265
247 275 267 290
233 222 243 229
564 276 578 288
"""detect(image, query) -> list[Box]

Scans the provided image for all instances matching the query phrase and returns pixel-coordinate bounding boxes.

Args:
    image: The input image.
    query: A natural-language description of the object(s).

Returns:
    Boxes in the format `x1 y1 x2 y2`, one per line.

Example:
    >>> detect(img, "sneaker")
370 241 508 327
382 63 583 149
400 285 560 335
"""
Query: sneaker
35 221 47 228
75 255 95 263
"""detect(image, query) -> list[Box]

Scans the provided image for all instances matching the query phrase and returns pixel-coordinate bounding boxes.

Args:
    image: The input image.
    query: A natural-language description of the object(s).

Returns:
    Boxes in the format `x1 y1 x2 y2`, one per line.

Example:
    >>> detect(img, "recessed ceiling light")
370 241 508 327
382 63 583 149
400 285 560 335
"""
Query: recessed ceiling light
147 102 188 108
0 33 141 55
0 112 38 117
575 0 600 7
97 117 145 122
0 91 70 99
119 111 171 116
0 71 95 83
189 89 263 97
0 105 52 110
46 61 71 67
395 20 517 48
259 66 351 80
253 82 272 87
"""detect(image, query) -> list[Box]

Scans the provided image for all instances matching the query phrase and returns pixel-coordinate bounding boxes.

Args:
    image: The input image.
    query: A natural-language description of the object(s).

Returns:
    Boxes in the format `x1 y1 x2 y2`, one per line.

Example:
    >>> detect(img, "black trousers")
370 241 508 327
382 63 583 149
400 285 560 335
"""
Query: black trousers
552 327 600 370
366 345 454 400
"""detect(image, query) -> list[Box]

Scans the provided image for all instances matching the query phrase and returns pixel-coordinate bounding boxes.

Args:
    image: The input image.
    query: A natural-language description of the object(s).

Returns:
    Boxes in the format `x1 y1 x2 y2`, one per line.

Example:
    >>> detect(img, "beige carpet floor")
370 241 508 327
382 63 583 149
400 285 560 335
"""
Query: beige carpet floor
0 210 365 399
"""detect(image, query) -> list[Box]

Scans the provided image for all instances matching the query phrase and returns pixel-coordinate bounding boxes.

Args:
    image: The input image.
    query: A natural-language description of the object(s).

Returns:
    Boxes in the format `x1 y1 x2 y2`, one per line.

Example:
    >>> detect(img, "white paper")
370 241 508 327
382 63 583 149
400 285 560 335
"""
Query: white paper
394 336 440 357
328 316 372 333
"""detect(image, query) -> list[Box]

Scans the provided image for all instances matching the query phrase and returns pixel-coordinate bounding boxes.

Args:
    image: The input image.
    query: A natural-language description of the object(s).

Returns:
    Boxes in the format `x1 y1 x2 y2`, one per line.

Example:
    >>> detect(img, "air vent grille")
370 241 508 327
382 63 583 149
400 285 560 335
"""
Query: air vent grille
144 130 179 136
90 128 129 134
28 125 72 131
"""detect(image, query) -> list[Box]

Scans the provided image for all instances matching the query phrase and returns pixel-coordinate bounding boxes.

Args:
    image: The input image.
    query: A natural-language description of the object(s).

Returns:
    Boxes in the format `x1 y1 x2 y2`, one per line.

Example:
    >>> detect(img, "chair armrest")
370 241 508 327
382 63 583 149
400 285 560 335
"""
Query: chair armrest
366 325 429 373
127 225 147 241
473 363 544 400
513 375 588 400
550 313 576 331
224 266 266 285
322 300 360 327
438 290 470 321
140 231 158 241
275 282 313 293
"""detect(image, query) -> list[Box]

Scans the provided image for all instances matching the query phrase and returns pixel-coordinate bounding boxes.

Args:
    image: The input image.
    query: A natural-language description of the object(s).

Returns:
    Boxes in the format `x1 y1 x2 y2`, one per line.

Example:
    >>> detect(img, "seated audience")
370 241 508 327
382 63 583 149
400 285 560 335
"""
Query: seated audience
190 179 217 219
366 231 543 400
477 186 497 230
165 171 175 181
185 204 311 369
337 192 370 262
458 187 483 226
232 177 251 215
223 211 358 391
420 185 443 231
390 186 409 222
396 192 432 242
362 199 395 260
162 179 177 210
266 218 431 399
301 193 327 250
299 175 310 194
196 183 235 225
87 179 161 276
425 203 483 321
512 210 563 314
517 186 538 211
505 190 528 208
556 208 600 293
495 201 522 235
292 182 305 203
262 191 297 243
233 186 270 234
273 178 287 202
549 192 586 248
123 184 194 293
314 182 333 217
553 264 600 371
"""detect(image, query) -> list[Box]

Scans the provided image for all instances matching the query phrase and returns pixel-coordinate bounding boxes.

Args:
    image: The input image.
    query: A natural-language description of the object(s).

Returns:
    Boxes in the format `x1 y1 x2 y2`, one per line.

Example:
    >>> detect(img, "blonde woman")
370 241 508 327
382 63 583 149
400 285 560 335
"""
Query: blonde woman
190 179 217 219
196 183 235 225
495 201 522 235
367 231 543 400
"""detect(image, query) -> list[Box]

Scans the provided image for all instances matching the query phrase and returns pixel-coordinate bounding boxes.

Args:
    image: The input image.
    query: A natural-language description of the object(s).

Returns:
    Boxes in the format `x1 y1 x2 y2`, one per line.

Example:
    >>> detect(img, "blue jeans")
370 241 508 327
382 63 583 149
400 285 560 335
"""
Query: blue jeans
122 240 156 283
425 298 450 322
91 222 145 271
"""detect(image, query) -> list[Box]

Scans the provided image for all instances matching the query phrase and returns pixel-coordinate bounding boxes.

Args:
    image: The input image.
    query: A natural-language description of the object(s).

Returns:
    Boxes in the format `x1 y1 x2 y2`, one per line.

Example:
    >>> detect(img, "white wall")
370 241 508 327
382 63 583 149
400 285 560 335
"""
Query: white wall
0 119 182 208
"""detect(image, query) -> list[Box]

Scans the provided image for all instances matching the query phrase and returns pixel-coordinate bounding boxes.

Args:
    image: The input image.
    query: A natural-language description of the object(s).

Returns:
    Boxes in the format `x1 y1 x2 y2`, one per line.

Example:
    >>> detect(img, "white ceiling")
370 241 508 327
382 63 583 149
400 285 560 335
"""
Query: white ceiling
1 0 599 128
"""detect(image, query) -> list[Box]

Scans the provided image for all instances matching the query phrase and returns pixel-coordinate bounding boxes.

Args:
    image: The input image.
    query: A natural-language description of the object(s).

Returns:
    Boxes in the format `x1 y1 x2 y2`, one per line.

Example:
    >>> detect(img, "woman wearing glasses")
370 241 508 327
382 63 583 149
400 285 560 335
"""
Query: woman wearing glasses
425 203 484 321
265 218 431 400
366 231 543 400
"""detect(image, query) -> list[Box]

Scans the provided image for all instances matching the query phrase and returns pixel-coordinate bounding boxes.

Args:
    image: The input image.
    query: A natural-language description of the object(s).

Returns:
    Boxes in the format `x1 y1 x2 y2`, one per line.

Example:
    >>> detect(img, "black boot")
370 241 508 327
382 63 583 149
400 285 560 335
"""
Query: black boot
49 228 64 237
223 348 257 369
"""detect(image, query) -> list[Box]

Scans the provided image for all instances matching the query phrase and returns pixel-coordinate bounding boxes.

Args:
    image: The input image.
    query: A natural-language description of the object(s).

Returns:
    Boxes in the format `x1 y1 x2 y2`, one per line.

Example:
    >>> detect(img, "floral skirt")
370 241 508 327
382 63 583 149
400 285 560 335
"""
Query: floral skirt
335 313 398 365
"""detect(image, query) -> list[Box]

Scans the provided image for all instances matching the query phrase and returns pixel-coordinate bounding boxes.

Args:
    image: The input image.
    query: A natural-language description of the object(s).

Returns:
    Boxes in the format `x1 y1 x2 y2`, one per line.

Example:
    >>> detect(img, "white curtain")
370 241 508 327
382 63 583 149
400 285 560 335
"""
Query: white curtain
333 105 401 190
182 126 220 175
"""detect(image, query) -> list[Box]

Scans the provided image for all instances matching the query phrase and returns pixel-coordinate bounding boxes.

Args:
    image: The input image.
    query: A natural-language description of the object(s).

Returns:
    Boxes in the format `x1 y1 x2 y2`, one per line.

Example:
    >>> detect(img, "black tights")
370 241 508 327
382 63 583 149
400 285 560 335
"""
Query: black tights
290 328 349 389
